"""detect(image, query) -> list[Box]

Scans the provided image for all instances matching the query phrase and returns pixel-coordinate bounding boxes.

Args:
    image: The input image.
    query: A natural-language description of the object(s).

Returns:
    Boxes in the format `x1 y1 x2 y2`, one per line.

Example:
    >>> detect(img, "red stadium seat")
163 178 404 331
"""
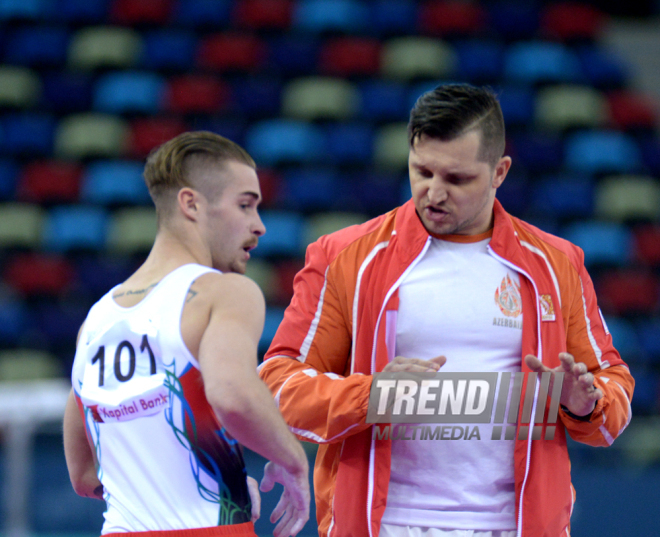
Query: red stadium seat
596 269 660 315
540 2 606 41
634 225 660 267
110 0 173 25
256 168 283 208
17 160 83 203
128 117 188 158
4 252 75 296
273 259 304 305
320 37 382 77
197 32 266 72
607 90 657 131
164 75 231 114
419 0 486 36
233 0 293 30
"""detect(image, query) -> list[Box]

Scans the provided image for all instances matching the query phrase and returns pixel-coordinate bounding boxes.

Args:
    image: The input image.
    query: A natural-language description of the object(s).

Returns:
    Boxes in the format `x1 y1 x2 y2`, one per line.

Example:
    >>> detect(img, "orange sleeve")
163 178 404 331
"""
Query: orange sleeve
561 261 634 446
260 240 373 443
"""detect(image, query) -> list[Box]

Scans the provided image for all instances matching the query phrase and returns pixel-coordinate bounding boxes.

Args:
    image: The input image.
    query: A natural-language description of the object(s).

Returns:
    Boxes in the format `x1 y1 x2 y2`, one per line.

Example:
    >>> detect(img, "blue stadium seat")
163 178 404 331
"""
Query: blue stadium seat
325 122 374 165
260 307 285 352
293 0 369 33
369 0 417 35
42 205 109 252
41 72 93 112
560 221 632 267
504 41 583 85
1 113 55 157
268 35 320 75
54 0 109 23
576 45 629 89
627 369 659 415
142 29 197 71
354 171 405 215
530 173 594 219
601 316 642 362
232 76 283 118
75 255 135 296
35 299 89 346
637 319 660 363
498 85 536 127
0 158 18 200
189 118 247 147
5 26 70 67
246 120 325 166
174 0 232 27
487 2 540 40
455 39 505 83
0 0 48 20
510 131 564 173
0 297 29 345
358 80 408 122
494 168 530 217
81 160 151 205
253 211 305 257
93 71 166 114
565 131 642 176
281 168 344 212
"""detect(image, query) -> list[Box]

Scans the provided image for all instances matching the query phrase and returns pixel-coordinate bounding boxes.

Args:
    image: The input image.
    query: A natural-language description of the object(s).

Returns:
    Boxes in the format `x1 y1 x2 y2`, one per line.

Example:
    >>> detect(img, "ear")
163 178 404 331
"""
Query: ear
178 187 201 221
492 156 512 189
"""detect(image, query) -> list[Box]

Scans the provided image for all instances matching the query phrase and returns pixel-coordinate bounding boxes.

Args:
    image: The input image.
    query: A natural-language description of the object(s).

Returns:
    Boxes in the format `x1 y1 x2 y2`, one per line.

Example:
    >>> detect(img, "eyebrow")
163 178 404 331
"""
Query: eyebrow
238 191 261 201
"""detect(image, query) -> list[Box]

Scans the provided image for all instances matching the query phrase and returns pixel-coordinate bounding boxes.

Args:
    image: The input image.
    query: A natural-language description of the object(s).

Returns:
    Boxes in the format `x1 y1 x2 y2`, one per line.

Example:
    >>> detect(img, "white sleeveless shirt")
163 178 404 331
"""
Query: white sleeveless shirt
71 264 252 533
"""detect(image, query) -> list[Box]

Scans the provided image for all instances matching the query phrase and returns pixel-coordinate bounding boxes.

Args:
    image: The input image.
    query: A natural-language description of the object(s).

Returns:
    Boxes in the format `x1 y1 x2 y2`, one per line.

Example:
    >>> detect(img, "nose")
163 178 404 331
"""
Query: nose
427 177 448 205
253 213 266 237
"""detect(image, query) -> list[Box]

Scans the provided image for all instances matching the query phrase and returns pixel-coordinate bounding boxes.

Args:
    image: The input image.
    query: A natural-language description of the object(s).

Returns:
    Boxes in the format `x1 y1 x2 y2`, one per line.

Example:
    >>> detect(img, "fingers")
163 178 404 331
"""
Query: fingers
259 463 276 493
523 354 547 372
246 476 260 523
382 356 446 373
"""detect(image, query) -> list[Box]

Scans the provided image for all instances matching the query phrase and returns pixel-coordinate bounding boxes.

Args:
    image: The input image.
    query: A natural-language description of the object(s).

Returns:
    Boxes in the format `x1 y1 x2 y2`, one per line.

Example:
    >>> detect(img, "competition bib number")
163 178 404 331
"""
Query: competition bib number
79 319 169 423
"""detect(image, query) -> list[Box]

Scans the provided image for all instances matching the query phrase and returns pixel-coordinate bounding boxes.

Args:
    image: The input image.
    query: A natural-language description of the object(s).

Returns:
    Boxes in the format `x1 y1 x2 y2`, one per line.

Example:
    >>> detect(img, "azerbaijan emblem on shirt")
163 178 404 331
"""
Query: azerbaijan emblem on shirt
495 275 522 317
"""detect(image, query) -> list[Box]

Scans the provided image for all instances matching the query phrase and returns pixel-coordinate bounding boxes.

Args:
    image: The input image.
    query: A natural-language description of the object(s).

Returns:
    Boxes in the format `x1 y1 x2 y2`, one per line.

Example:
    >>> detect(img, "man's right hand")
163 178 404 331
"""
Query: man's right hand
382 355 447 373
259 461 310 537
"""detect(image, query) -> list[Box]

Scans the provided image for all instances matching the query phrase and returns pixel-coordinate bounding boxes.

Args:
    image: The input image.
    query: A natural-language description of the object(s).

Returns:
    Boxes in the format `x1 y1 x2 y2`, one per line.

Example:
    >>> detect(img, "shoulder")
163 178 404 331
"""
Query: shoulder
192 271 265 312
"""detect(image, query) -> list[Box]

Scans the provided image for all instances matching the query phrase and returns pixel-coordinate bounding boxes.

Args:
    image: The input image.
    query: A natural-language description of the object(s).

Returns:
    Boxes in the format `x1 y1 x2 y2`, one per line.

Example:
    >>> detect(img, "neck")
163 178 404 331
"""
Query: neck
135 229 211 280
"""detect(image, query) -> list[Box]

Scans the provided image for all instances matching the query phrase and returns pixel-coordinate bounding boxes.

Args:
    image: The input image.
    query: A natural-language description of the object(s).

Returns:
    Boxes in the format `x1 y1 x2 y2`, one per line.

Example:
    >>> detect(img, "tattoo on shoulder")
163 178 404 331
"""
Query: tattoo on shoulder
186 289 198 303
113 282 158 299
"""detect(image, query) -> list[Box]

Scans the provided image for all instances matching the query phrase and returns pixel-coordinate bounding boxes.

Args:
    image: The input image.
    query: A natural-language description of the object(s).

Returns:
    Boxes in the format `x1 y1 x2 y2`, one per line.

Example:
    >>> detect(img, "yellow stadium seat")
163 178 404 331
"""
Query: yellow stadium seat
595 174 660 221
244 258 277 302
535 84 609 131
0 349 62 381
68 26 143 70
0 66 41 108
54 113 129 159
0 203 45 249
304 212 369 246
107 207 157 253
381 37 456 80
282 76 359 120
373 122 410 170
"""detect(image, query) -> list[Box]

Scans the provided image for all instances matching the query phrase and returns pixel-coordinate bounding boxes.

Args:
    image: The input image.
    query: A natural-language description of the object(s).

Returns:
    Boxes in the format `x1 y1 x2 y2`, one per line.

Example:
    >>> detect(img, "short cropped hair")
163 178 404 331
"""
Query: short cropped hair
143 131 256 219
408 83 505 167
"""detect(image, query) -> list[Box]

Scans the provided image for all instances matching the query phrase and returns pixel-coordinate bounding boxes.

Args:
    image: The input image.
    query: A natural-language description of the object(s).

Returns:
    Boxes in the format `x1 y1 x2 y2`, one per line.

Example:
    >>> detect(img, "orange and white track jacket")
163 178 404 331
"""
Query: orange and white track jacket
259 199 634 537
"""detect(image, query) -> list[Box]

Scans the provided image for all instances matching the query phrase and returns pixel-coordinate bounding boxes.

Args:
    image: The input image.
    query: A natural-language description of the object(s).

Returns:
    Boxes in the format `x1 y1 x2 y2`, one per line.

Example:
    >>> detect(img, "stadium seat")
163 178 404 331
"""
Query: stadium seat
354 171 408 215
633 225 660 266
369 0 417 36
0 159 18 200
107 207 157 253
127 117 188 158
418 0 486 37
41 71 93 112
0 297 29 345
254 168 282 208
564 130 642 176
292 0 369 33
5 26 70 67
163 75 230 114
54 113 129 159
600 316 643 362
325 122 374 165
540 2 606 41
233 0 293 30
281 77 359 120
93 71 166 114
0 349 63 381
281 168 343 212
486 2 540 41
196 32 266 72
188 117 247 147
534 84 609 131
496 85 536 128
173 0 232 27
42 205 109 252
1 113 55 156
68 26 143 70
141 29 197 71
576 45 629 89
260 307 285 353
245 120 325 166
0 0 47 20
232 76 282 118
504 41 583 85
17 160 83 203
0 66 41 108
319 36 381 77
358 79 407 122
304 212 368 245
607 90 658 131
455 39 505 83
268 35 320 75
53 0 109 23
109 0 172 25
530 173 594 219
373 122 413 170
381 37 456 80
626 370 658 414
596 269 660 315
493 169 530 218
594 174 660 221
560 220 632 267
637 319 660 362
252 211 305 257
0 203 45 249
509 131 565 173
34 299 90 346
244 258 277 301
75 254 135 296
3 252 75 296
639 136 660 176
81 160 151 205
272 259 305 305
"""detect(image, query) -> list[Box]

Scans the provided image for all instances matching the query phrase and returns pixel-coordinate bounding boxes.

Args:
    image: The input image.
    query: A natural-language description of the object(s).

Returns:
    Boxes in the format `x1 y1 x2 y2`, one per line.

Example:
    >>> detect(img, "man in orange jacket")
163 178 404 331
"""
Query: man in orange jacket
258 84 634 537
